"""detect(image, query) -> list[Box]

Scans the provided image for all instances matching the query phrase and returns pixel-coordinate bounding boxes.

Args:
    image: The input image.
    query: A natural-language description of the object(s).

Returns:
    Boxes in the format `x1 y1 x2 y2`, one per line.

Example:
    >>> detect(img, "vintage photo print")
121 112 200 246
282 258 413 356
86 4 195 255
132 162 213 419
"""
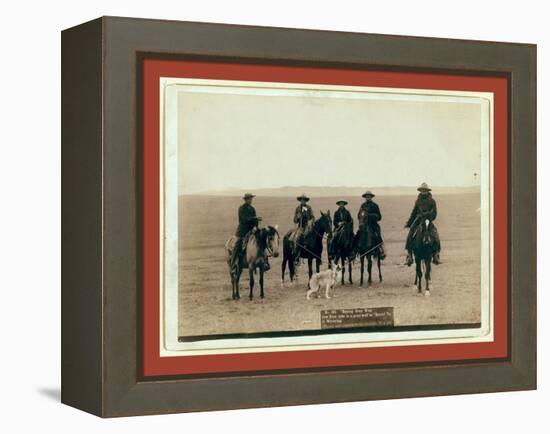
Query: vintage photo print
159 77 493 356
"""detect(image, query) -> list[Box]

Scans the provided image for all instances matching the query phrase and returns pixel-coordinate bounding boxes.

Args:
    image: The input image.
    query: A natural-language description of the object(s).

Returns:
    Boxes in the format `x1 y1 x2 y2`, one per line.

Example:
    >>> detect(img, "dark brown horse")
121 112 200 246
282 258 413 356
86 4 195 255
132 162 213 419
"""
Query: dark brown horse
411 217 435 296
354 223 383 287
226 225 280 300
328 221 355 285
281 211 332 285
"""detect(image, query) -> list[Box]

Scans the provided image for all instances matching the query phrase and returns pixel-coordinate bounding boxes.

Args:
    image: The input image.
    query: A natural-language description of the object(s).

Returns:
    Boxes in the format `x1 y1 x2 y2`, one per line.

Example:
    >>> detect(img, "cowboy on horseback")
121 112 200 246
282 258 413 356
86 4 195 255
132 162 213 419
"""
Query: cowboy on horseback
229 193 267 273
334 199 353 230
404 182 441 266
330 199 353 258
290 193 314 253
358 191 386 260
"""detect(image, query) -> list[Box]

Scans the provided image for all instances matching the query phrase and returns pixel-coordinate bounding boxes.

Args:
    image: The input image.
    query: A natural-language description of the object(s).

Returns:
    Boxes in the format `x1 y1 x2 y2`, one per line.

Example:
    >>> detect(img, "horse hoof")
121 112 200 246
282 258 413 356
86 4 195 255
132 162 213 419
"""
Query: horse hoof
425 291 431 297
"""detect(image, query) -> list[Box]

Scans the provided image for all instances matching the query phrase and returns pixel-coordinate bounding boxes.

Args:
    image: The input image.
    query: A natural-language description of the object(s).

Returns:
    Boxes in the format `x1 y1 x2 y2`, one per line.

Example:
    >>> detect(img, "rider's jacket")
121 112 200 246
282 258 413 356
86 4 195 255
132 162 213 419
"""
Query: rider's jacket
358 200 382 230
406 193 438 228
235 203 258 237
293 204 314 227
334 207 353 229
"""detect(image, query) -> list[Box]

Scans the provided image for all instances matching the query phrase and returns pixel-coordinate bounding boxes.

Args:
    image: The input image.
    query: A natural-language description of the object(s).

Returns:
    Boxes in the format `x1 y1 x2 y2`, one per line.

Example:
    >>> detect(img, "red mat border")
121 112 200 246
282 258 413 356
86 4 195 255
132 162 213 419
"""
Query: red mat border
141 59 508 377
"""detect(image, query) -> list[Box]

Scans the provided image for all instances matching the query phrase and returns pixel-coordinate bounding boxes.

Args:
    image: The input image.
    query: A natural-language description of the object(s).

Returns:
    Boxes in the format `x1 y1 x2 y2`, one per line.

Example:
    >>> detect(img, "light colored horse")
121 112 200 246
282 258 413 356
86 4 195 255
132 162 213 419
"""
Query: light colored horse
225 225 280 300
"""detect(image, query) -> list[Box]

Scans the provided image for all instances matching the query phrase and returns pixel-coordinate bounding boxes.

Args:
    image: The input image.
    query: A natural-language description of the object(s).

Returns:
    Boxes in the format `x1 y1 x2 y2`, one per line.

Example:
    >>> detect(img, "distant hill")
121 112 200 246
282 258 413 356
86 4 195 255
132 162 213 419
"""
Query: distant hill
188 185 481 197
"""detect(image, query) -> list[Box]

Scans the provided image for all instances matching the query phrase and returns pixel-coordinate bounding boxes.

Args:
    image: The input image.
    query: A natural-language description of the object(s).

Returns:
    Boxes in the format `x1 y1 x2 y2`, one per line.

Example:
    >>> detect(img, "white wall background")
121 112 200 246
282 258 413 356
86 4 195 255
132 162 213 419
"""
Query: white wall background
0 0 545 432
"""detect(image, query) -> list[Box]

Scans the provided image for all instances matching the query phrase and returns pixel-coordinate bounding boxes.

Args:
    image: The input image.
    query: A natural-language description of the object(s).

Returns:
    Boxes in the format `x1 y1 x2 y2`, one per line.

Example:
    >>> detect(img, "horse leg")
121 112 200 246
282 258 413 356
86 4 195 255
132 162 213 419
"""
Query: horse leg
316 258 321 274
378 255 382 282
229 264 235 300
248 268 255 300
367 255 373 287
235 268 241 300
340 257 345 285
259 267 265 299
289 256 296 282
360 256 365 287
425 258 431 296
281 256 287 286
416 256 422 293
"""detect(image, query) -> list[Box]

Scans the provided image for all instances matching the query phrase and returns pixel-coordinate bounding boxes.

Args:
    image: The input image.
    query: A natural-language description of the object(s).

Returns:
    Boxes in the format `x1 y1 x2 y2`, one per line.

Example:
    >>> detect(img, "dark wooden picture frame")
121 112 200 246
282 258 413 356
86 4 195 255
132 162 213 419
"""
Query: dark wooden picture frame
62 16 536 417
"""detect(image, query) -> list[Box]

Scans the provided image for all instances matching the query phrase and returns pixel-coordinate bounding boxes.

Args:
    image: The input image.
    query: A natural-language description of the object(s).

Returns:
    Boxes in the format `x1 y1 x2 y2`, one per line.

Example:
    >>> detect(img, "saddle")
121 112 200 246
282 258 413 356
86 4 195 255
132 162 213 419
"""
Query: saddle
333 222 351 243
241 228 257 251
411 218 436 241
289 219 314 244
228 229 256 256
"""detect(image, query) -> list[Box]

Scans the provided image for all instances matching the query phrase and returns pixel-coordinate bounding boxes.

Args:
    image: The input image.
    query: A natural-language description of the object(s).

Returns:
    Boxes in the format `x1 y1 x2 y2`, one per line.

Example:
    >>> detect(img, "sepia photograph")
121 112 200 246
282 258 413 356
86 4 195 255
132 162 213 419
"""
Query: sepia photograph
160 78 493 353
55 8 538 420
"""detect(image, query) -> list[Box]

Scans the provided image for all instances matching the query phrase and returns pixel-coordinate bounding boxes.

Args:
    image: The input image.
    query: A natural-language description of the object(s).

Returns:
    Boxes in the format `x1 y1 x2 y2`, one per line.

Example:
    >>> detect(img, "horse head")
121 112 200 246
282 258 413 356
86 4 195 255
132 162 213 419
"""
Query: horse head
264 224 280 258
421 218 433 247
318 210 333 238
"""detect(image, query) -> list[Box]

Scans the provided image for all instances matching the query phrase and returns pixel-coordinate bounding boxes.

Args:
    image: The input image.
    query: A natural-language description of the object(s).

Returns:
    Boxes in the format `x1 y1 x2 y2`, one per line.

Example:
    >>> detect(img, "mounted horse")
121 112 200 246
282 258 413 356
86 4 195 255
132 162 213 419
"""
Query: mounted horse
411 217 436 295
225 225 280 300
328 221 355 285
281 211 332 285
354 221 383 287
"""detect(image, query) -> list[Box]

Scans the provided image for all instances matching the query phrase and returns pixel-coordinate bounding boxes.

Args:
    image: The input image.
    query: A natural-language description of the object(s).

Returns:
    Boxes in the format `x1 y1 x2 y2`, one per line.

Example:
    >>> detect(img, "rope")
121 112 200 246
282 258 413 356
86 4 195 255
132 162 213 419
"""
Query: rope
357 241 384 259
294 240 323 261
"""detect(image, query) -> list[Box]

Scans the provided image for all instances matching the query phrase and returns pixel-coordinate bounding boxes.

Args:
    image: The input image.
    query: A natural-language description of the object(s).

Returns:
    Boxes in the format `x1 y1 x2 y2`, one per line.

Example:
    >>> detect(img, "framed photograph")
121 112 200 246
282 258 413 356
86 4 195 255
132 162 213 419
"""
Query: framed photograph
62 17 536 417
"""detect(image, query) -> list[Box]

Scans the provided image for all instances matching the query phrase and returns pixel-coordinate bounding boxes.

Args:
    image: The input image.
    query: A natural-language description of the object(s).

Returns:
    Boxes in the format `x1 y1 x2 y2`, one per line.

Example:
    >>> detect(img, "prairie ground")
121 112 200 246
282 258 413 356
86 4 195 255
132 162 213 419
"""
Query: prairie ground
178 192 481 338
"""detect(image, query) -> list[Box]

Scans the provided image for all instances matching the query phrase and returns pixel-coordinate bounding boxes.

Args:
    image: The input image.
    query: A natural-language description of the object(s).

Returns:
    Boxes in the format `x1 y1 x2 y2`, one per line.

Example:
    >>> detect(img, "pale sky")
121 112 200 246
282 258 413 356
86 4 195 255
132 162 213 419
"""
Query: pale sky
177 87 483 194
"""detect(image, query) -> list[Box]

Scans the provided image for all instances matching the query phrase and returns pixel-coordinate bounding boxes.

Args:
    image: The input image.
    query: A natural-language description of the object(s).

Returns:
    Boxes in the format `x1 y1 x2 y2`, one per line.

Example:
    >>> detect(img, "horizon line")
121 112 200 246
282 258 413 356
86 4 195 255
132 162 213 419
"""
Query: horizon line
181 185 481 196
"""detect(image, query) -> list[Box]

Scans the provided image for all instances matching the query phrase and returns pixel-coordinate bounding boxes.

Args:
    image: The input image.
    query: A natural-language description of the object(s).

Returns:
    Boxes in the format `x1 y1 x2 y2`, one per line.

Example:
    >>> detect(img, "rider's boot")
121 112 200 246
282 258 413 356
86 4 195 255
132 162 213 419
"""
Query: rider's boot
433 251 441 265
405 250 413 266
294 237 302 266
262 258 271 272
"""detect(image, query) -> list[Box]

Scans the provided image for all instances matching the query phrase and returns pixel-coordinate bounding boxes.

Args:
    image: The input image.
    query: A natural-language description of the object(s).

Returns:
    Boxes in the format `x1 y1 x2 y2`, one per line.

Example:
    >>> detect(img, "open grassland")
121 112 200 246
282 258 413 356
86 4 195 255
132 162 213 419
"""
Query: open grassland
178 193 481 337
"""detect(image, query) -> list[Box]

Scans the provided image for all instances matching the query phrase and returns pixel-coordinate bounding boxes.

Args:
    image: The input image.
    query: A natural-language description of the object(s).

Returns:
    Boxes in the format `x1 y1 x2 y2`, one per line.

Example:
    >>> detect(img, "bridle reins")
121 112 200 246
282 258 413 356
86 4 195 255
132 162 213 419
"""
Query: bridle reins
312 215 332 240
263 229 280 257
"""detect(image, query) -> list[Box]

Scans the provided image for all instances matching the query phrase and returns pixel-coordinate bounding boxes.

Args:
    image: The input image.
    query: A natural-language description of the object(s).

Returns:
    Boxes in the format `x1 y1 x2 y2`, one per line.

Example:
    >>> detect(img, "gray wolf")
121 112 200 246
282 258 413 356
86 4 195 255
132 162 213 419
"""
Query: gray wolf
306 265 342 300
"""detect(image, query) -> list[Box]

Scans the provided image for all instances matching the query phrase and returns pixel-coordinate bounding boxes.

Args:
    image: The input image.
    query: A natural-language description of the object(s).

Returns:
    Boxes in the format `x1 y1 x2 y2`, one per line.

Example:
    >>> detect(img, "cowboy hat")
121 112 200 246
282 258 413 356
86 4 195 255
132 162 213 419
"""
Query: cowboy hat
336 199 348 206
296 193 310 202
242 193 256 200
417 182 432 192
361 190 375 198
